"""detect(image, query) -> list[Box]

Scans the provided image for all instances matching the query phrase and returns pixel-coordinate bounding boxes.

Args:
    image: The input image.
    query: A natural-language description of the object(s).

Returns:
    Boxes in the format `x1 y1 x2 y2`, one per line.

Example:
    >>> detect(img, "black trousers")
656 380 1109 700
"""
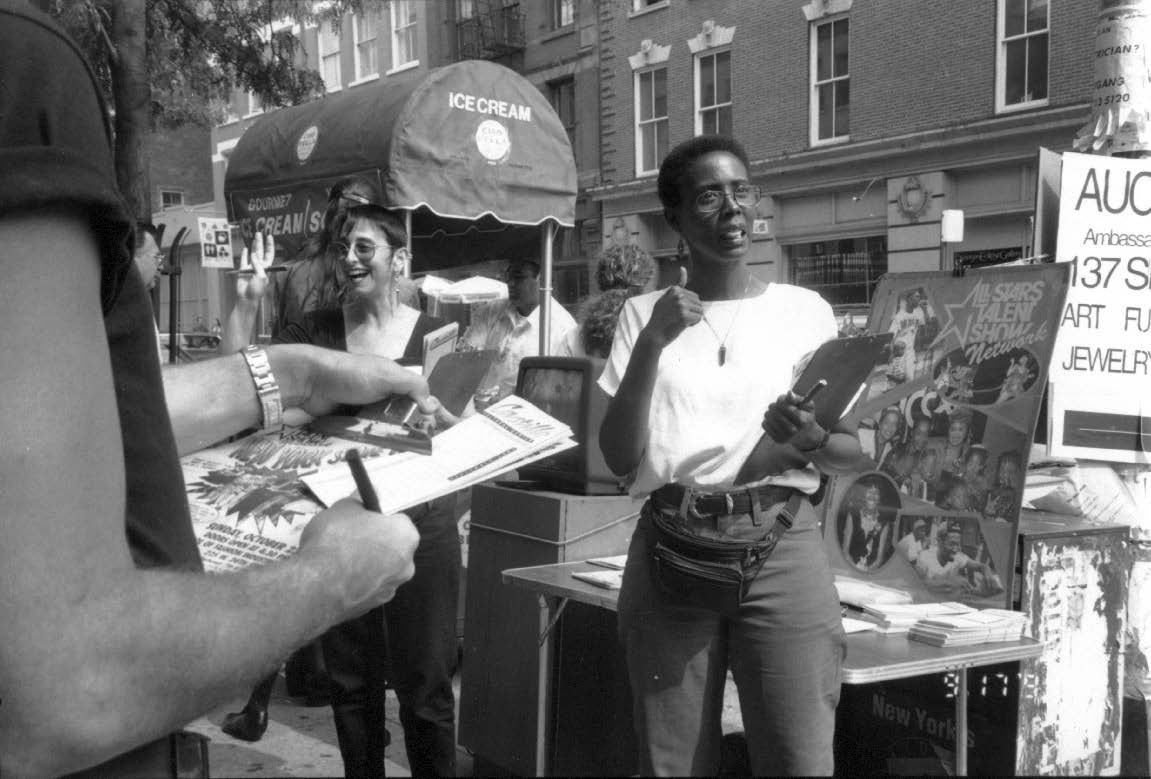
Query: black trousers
322 495 461 778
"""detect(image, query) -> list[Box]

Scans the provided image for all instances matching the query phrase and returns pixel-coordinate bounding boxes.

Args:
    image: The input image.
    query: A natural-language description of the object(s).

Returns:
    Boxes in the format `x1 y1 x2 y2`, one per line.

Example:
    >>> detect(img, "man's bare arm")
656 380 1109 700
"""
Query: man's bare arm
0 211 418 777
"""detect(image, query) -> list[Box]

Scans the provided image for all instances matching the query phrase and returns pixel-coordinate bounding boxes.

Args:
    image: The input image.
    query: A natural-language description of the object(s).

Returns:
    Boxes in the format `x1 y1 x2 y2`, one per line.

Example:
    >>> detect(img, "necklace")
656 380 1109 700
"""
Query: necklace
699 274 753 366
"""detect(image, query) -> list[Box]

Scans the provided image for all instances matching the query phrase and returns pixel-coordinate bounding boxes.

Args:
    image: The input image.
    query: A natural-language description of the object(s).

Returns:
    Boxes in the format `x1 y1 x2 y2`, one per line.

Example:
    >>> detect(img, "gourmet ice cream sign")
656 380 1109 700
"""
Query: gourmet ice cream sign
1048 151 1151 461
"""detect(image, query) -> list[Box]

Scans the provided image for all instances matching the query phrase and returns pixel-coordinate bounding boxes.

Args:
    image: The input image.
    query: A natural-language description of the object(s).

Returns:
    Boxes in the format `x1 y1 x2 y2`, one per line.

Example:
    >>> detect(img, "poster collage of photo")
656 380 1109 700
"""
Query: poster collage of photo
821 265 1070 607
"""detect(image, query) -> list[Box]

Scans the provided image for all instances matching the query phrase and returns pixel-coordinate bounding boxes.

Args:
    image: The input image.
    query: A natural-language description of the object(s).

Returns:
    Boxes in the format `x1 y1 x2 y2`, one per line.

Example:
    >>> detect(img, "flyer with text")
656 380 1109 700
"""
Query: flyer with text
1048 151 1151 462
823 265 1069 608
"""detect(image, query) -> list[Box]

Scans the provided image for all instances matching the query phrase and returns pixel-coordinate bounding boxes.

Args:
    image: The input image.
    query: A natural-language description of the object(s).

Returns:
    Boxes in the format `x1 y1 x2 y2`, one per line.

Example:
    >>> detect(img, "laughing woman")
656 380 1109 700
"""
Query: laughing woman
598 135 863 776
223 206 460 778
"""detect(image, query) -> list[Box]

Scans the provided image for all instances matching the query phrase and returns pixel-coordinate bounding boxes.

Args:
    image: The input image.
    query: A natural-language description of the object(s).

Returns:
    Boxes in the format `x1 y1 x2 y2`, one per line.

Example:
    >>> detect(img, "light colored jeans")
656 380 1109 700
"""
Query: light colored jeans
619 497 845 776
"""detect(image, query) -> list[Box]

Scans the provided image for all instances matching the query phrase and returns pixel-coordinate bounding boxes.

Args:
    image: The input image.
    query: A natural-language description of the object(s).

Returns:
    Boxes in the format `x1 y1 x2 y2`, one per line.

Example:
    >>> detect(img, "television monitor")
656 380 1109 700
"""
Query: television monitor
514 356 627 495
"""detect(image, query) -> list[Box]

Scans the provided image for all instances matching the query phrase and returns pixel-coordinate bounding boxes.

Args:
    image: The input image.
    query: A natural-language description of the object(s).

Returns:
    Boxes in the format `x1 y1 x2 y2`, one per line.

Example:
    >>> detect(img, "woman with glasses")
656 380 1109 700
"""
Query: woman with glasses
221 205 461 778
598 135 861 776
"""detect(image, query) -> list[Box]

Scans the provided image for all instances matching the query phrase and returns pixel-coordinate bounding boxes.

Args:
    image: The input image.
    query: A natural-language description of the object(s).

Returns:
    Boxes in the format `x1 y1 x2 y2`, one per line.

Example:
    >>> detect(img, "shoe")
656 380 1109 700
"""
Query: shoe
221 705 269 742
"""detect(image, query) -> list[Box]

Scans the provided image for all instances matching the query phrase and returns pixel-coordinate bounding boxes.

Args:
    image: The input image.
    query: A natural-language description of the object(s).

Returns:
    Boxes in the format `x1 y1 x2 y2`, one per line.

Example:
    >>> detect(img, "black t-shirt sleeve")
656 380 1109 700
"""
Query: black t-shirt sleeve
0 2 133 315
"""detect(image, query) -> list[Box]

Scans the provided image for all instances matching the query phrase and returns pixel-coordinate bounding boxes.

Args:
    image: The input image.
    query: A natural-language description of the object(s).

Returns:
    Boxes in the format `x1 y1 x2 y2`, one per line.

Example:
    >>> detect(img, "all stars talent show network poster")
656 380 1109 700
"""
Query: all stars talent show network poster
823 264 1070 608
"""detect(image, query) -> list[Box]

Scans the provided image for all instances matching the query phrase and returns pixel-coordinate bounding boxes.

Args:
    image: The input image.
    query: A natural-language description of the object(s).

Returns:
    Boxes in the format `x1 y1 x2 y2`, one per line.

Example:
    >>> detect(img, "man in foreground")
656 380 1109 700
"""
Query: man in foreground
0 4 432 775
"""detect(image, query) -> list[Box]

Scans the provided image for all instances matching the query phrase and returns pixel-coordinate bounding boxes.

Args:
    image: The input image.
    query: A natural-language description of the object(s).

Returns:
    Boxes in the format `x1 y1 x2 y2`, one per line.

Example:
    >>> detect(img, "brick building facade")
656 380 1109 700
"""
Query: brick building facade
591 0 1095 313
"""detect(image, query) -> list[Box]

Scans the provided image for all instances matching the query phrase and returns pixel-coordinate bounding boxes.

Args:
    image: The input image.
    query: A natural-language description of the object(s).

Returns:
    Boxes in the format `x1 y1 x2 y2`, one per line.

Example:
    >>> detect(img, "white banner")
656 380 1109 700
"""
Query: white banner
197 216 234 269
1048 151 1151 462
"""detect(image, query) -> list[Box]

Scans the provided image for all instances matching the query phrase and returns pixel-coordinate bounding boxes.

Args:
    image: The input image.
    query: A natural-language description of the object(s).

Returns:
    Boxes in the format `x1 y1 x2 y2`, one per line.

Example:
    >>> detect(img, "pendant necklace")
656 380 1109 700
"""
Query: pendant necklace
700 274 753 367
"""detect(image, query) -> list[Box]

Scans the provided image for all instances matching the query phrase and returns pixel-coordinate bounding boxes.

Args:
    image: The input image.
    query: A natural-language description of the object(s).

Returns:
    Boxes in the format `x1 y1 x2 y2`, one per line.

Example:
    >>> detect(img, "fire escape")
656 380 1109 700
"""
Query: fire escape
455 1 525 61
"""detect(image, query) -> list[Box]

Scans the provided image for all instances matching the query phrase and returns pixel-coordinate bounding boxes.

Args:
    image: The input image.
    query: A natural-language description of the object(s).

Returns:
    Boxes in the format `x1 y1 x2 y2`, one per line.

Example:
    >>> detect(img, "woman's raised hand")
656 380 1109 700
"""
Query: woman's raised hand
235 231 274 305
645 265 702 348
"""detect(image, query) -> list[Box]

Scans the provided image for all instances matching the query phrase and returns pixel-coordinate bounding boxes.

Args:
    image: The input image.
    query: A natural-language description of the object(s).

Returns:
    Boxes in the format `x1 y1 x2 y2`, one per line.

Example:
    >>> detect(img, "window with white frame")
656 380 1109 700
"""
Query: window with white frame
318 17 342 91
353 9 380 80
810 16 849 143
635 66 668 176
696 49 732 137
550 0 573 30
997 0 1048 111
160 190 185 209
390 1 418 71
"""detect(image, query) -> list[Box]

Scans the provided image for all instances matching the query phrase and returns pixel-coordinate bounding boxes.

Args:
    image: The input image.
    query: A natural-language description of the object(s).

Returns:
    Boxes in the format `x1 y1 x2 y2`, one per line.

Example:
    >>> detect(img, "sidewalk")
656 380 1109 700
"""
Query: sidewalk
188 669 743 777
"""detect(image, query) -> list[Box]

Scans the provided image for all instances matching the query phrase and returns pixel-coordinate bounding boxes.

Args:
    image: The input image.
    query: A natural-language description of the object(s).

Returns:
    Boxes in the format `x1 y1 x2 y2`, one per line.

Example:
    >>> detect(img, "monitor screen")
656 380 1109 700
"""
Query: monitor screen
516 361 589 474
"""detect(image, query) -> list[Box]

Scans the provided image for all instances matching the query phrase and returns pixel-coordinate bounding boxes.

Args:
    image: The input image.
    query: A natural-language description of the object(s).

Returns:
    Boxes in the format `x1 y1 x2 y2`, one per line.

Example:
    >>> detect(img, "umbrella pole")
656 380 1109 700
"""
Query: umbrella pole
539 220 556 357
404 211 413 277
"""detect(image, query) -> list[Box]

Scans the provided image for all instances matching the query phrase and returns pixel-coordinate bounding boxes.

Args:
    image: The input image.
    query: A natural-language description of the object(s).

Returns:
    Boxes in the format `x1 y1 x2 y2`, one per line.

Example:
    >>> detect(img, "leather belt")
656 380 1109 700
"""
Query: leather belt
652 483 800 519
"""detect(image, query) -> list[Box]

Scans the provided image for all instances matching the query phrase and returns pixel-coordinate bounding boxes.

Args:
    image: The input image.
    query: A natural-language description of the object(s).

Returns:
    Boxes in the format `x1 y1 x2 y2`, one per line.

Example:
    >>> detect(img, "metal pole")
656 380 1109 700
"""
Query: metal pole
166 227 188 364
538 220 556 356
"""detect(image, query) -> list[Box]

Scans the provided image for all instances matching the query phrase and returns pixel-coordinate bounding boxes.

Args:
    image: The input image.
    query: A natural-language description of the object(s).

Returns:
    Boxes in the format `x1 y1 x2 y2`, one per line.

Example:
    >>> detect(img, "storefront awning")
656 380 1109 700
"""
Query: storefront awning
224 60 577 270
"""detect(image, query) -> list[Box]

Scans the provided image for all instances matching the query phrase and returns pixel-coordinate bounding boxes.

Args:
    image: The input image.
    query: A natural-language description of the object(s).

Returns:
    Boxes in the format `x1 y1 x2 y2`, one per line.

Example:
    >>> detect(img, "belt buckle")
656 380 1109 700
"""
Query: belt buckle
723 493 735 515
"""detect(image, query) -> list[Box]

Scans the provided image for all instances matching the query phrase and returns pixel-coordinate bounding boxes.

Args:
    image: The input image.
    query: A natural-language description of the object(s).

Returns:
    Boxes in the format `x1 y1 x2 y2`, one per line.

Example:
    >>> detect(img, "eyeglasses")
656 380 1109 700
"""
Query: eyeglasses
334 239 390 263
694 184 761 215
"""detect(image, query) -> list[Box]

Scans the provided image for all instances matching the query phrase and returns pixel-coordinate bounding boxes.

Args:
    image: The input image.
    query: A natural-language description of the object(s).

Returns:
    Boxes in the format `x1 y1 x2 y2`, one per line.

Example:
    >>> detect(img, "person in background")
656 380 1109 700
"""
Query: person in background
598 135 861 775
983 449 1023 523
460 257 577 405
224 208 459 778
133 221 166 361
0 5 432 775
896 518 932 565
559 243 657 359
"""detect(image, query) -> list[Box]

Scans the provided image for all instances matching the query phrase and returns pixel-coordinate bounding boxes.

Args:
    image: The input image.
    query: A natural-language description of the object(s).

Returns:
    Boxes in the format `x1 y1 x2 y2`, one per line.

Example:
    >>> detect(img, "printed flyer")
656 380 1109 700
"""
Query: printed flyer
1047 151 1151 462
822 264 1070 608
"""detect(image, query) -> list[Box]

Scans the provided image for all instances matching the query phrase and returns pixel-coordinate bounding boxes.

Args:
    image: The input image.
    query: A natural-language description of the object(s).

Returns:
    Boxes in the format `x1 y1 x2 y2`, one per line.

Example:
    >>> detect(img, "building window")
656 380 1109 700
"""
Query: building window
548 78 577 156
160 190 185 209
550 0 574 29
390 0 418 71
810 16 849 144
997 0 1048 111
787 236 886 307
696 49 732 137
632 0 667 11
318 17 342 91
352 9 380 81
635 67 668 176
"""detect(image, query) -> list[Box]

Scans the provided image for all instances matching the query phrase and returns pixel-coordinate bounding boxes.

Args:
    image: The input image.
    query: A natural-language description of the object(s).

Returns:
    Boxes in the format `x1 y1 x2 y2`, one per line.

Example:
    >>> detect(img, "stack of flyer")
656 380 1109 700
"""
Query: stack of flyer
908 609 1029 647
834 574 914 609
857 602 975 634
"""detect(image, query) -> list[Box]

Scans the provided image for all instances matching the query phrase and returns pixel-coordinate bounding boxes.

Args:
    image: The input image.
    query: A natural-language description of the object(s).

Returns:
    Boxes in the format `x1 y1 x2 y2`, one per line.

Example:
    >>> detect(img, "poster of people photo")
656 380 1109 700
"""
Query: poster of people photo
823 264 1070 608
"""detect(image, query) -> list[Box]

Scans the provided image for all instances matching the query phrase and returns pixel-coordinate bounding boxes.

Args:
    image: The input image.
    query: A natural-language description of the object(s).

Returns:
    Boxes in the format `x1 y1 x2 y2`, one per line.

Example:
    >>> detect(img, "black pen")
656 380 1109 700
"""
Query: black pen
346 449 381 512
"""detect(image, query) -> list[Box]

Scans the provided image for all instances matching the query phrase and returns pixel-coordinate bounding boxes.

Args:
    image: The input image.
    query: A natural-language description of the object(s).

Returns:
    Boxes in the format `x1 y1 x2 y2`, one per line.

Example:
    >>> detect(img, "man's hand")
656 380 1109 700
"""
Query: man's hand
762 389 826 450
297 498 419 614
293 347 439 419
642 266 701 348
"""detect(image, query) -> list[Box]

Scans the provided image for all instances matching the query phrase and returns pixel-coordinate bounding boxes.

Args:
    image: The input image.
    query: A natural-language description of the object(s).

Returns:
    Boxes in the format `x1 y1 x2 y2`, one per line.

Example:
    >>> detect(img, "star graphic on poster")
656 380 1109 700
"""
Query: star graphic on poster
933 283 982 351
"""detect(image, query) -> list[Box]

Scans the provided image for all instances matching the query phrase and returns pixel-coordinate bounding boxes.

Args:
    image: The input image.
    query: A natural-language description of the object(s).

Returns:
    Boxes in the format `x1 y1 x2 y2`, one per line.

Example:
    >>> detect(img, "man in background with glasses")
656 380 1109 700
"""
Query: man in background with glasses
460 257 577 408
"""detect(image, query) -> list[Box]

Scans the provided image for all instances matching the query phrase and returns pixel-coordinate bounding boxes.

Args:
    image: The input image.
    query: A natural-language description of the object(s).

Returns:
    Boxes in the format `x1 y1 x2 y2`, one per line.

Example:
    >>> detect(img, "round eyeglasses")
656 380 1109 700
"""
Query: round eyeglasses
334 239 389 263
694 184 761 215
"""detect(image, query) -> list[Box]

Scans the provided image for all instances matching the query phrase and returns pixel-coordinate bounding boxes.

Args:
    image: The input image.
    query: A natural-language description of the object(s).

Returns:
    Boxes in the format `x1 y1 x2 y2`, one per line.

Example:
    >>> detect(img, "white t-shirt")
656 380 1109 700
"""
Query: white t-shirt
598 282 837 498
463 297 578 400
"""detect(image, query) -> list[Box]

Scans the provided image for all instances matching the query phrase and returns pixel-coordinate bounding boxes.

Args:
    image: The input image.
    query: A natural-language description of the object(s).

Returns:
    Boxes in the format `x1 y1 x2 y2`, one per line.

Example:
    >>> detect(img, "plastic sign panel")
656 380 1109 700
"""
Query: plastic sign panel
1048 151 1151 462
824 265 1070 608
197 217 234 269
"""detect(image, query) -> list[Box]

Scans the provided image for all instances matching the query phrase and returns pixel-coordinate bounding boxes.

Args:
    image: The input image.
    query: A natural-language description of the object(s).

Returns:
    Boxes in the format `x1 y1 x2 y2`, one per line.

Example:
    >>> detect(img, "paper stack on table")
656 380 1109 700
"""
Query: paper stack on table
571 569 623 590
858 602 975 634
908 608 1029 647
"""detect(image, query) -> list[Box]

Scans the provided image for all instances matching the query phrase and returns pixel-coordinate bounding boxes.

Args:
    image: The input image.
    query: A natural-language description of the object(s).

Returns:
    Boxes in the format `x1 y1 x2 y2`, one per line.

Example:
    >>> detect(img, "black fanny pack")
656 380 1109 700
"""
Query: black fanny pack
648 487 804 615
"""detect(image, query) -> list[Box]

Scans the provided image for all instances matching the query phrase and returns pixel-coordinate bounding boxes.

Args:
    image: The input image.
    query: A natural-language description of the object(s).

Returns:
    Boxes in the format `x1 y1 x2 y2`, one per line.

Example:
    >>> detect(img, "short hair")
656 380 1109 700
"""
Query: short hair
507 257 541 276
595 244 655 293
341 204 408 249
657 135 751 210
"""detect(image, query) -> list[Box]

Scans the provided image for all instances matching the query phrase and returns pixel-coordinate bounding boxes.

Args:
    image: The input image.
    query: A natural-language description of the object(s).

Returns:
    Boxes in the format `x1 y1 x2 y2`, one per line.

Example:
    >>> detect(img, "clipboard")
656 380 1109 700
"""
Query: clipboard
793 333 893 428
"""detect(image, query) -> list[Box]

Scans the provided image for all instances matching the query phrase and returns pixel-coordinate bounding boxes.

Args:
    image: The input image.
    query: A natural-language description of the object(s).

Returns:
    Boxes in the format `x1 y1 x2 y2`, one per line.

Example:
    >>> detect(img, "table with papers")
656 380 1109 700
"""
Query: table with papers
502 560 1043 777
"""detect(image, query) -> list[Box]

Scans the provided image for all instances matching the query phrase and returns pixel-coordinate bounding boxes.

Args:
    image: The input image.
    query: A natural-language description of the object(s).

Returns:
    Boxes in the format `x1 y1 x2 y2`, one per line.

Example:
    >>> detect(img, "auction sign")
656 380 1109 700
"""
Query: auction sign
1048 151 1151 462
